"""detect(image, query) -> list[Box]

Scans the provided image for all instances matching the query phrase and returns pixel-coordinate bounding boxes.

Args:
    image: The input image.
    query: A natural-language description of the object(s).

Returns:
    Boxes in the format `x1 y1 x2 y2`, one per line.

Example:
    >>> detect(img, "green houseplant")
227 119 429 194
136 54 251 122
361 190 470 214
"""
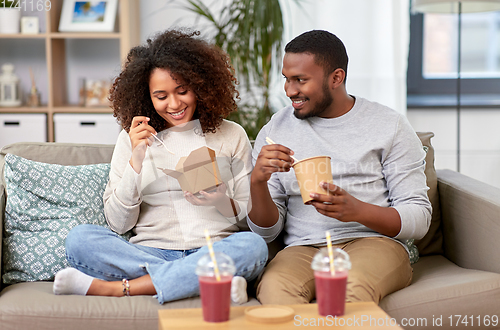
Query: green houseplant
0 0 16 7
181 0 297 139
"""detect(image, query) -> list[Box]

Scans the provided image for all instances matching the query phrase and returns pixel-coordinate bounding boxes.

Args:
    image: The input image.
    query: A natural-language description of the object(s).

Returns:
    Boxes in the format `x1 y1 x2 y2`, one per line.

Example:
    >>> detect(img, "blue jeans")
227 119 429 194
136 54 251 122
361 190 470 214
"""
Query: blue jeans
65 224 268 304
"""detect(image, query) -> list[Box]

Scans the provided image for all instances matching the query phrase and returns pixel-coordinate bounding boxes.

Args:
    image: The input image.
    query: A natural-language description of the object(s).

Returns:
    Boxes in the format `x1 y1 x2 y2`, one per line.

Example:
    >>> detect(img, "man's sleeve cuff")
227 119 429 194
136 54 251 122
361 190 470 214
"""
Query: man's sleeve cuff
247 216 283 243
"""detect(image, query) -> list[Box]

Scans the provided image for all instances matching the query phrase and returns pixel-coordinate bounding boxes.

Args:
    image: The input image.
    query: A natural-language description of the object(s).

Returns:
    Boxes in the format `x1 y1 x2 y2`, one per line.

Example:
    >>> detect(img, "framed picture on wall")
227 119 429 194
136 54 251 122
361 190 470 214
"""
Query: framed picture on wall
58 0 118 32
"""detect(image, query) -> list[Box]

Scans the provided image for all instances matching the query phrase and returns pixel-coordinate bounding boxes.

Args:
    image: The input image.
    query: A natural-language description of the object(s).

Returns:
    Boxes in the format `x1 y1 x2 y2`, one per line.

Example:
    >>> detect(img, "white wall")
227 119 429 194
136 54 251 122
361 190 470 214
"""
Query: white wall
65 39 121 104
407 108 500 189
137 1 499 190
2 1 498 189
280 0 409 114
139 0 409 114
139 0 224 41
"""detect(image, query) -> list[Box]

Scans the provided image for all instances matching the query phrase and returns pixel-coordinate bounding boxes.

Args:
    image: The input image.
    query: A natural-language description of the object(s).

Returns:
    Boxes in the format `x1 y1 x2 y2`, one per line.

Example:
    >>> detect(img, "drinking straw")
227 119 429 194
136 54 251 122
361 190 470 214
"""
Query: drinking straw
326 231 336 276
204 229 221 281
151 133 175 154
265 137 299 162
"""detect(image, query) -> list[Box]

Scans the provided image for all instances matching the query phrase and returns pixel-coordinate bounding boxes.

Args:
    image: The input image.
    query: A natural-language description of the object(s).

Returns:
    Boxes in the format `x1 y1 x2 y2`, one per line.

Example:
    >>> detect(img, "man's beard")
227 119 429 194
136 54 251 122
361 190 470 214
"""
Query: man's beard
293 81 333 120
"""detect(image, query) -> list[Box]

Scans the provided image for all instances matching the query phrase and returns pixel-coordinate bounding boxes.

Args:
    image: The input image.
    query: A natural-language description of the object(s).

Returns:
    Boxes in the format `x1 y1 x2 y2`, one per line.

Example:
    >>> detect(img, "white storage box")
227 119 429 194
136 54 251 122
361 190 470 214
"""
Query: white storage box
0 114 47 149
54 113 121 144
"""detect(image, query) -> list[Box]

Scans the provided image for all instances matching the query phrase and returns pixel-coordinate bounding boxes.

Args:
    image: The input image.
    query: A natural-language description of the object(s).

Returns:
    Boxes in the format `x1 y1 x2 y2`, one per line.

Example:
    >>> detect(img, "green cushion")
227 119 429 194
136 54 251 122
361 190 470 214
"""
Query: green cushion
406 239 419 264
2 154 111 284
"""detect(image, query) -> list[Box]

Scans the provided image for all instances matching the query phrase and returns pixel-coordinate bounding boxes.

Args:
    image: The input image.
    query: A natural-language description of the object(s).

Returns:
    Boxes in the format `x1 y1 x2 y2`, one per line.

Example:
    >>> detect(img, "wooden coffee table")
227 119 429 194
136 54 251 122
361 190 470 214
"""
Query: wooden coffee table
158 302 403 329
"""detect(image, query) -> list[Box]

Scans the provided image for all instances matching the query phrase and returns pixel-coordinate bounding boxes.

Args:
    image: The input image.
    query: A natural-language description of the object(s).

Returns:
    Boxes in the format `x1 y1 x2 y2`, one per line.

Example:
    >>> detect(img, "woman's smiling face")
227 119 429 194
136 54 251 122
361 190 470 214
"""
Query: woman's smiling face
149 68 197 127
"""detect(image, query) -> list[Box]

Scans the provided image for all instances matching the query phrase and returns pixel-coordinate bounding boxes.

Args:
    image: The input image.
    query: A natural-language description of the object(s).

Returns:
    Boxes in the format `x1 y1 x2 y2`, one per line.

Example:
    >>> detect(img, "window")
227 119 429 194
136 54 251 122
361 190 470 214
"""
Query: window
407 11 500 105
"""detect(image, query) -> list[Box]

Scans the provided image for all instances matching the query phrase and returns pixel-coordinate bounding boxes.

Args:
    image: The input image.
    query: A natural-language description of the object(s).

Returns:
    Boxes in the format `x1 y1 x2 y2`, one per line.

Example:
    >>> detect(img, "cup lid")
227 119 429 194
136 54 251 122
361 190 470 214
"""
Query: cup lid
311 247 351 272
195 251 236 277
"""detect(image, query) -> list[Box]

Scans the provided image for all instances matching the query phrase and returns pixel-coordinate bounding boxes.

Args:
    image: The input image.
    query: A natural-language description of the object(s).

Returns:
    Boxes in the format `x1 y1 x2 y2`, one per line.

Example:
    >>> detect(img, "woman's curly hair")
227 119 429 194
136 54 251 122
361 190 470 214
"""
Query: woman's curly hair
109 29 239 133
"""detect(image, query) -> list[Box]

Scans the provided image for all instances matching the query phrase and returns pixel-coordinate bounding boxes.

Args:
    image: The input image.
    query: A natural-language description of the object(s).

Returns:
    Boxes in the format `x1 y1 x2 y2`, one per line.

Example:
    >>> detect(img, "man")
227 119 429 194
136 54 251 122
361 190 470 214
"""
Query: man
248 30 431 304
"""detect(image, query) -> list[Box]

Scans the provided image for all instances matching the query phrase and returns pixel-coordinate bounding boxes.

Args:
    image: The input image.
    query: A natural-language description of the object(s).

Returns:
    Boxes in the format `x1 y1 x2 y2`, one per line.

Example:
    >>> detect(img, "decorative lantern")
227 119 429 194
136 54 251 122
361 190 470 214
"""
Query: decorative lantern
0 63 22 107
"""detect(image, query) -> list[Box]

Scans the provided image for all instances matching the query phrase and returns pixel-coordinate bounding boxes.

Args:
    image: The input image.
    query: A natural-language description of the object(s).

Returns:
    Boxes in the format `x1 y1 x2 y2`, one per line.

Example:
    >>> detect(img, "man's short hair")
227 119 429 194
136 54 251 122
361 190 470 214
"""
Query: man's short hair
285 30 348 81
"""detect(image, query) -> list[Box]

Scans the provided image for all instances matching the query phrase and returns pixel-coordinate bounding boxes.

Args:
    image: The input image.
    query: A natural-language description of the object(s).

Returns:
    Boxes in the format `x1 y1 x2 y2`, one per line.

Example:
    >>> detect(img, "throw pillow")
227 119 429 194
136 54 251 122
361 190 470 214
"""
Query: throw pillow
2 154 111 284
402 140 437 265
415 132 443 256
406 239 419 264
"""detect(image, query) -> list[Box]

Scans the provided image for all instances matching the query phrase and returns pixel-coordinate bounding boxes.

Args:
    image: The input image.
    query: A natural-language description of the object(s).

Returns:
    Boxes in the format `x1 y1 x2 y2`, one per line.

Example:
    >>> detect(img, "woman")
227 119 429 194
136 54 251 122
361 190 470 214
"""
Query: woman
53 29 267 304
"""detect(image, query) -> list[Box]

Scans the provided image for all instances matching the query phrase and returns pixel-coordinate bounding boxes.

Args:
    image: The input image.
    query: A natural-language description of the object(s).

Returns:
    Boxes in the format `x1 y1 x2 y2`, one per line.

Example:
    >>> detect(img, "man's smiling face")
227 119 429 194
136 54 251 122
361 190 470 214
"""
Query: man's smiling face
282 52 333 119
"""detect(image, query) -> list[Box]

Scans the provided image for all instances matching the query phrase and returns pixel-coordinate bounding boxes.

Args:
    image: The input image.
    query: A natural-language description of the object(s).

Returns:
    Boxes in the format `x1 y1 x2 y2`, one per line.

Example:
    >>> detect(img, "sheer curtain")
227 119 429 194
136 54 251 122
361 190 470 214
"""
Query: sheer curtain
277 0 410 115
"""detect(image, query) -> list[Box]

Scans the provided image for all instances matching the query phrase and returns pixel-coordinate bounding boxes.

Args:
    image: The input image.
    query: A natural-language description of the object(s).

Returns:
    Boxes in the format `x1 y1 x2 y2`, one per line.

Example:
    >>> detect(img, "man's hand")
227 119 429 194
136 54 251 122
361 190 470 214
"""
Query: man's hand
251 144 295 184
248 143 294 227
309 181 363 223
309 181 402 237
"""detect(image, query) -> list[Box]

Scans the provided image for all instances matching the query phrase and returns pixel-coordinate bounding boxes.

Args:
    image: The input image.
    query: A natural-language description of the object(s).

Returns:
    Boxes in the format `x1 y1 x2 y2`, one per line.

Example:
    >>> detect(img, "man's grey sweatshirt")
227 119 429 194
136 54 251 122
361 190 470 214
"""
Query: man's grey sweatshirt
248 97 432 249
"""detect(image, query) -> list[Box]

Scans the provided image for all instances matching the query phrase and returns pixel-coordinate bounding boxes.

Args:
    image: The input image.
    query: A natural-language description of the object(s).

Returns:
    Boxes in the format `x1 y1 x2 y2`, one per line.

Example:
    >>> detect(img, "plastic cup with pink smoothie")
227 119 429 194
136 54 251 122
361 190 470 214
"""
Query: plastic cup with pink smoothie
195 252 236 322
311 247 352 317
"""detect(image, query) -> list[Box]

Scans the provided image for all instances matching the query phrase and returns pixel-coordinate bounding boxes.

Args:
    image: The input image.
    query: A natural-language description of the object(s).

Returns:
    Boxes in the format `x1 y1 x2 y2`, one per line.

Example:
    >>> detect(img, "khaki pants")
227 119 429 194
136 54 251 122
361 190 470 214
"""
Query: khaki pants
256 237 412 304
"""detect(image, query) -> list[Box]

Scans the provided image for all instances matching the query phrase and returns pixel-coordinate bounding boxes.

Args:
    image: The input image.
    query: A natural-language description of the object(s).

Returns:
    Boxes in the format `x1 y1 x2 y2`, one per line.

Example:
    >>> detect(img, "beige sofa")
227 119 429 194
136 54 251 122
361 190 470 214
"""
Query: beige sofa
1 135 499 330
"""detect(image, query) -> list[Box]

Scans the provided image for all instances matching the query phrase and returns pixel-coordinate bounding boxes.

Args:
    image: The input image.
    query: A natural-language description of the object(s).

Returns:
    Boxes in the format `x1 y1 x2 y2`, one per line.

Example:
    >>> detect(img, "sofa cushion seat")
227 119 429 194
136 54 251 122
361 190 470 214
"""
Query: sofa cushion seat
380 255 500 325
0 281 259 329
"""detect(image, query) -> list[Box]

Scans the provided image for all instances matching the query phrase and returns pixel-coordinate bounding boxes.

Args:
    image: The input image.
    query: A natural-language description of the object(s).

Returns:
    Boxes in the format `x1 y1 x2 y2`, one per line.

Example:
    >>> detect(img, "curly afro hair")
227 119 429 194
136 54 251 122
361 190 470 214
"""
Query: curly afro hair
109 29 239 134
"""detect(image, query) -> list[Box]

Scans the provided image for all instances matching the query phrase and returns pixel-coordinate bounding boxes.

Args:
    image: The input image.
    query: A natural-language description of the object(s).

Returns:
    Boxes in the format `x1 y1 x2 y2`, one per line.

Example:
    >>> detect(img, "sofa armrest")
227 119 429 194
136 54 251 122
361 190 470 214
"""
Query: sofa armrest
437 169 500 274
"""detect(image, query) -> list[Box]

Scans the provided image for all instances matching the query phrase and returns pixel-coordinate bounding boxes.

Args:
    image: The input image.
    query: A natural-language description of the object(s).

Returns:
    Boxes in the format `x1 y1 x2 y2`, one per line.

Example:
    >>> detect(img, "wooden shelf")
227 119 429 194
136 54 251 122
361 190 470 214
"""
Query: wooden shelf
0 0 140 142
49 32 121 39
0 33 121 39
53 106 113 113
0 33 47 39
0 107 49 113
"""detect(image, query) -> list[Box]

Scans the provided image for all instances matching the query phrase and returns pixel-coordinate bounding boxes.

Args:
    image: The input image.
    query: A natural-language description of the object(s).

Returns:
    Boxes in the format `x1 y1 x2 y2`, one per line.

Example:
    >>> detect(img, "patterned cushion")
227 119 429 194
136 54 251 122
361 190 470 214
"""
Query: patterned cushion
404 140 432 265
2 154 111 284
406 239 419 264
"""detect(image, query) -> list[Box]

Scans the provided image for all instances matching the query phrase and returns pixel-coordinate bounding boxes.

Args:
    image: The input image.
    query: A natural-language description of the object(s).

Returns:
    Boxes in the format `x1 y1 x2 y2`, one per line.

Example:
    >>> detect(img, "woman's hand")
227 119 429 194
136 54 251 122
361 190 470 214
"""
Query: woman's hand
184 183 240 218
129 116 156 150
129 116 156 173
184 183 228 207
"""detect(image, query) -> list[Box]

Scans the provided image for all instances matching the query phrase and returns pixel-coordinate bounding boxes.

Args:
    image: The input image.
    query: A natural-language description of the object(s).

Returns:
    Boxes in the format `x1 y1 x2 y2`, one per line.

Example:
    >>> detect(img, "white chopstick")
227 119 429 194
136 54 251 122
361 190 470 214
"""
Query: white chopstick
152 134 175 154
265 137 298 162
